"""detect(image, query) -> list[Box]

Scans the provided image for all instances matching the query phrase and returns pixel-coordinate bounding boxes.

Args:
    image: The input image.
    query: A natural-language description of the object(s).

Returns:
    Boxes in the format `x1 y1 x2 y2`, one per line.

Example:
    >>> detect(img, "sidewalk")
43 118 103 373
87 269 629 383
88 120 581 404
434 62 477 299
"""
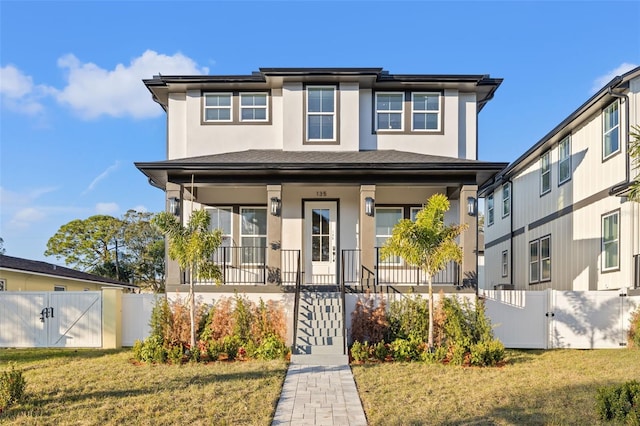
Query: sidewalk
271 362 368 426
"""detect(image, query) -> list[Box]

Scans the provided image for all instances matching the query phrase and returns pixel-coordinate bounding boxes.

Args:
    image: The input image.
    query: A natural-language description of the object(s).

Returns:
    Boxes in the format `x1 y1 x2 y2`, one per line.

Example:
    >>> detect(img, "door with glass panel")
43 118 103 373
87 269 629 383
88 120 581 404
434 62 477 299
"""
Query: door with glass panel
304 202 337 285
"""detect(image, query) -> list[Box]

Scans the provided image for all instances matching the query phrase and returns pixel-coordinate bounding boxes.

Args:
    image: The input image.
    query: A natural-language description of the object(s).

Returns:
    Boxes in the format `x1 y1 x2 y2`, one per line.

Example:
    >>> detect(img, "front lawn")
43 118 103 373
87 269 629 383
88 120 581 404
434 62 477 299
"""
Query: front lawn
352 349 640 425
0 348 287 425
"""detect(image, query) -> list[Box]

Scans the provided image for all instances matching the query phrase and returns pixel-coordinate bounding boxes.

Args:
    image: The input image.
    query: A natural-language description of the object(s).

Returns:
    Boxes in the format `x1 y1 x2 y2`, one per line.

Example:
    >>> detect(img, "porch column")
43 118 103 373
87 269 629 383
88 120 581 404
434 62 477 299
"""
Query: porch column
360 185 376 279
165 183 182 286
267 185 282 284
459 185 478 288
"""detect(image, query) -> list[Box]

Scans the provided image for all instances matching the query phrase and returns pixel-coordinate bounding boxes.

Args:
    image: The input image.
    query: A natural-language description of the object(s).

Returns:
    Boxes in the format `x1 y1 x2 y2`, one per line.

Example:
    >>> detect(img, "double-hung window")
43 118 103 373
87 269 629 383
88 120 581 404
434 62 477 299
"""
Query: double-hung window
412 93 440 131
558 136 571 184
529 236 551 283
540 151 551 195
376 92 404 130
502 183 511 218
307 87 335 141
603 101 620 159
602 211 619 271
204 93 232 122
240 93 268 122
376 208 403 264
487 194 494 226
501 250 508 277
208 207 233 263
240 207 267 264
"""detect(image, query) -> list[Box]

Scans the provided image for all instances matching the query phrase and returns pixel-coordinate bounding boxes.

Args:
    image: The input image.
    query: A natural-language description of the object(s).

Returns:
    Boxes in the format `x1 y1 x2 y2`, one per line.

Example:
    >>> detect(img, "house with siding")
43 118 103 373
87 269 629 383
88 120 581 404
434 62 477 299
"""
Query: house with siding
135 67 507 358
481 66 640 293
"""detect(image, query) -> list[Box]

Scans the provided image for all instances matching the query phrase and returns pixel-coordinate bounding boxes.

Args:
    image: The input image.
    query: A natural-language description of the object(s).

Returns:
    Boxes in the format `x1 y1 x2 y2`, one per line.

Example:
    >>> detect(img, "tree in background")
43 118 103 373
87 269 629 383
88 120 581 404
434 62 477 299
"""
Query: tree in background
380 193 467 349
0 237 5 255
629 125 640 202
45 210 165 292
153 209 223 348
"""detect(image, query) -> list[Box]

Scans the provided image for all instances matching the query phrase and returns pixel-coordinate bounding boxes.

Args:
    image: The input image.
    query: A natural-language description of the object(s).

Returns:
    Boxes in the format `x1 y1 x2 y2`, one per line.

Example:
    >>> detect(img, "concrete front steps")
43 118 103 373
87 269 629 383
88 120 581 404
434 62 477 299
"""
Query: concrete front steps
290 291 348 365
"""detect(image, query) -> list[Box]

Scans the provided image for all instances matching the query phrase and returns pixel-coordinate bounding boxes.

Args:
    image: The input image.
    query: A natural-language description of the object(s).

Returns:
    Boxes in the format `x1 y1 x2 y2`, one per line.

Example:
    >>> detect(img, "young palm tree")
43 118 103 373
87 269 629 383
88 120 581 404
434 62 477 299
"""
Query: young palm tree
153 209 223 348
380 193 467 349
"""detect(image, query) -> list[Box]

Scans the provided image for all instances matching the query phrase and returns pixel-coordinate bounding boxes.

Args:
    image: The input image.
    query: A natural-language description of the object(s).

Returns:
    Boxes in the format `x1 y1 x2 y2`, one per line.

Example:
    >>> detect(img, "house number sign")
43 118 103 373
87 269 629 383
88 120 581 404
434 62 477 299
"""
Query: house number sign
316 191 327 197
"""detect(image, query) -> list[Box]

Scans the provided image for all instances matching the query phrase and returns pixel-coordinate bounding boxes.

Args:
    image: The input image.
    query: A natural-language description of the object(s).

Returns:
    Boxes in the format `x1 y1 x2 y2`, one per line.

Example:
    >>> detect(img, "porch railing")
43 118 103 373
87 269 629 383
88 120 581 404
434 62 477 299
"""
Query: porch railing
376 247 459 286
342 249 376 291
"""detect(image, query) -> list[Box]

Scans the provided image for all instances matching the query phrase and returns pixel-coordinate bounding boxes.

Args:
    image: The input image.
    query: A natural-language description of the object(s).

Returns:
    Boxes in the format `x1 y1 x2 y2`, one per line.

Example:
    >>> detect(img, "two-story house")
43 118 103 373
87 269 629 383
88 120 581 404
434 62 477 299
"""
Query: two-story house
481 66 640 292
136 68 506 296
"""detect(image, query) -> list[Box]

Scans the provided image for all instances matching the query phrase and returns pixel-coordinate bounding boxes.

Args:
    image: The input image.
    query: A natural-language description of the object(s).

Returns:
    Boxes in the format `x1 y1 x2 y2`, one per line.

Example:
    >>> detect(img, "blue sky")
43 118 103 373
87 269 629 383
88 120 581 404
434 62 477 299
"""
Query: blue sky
1 0 638 263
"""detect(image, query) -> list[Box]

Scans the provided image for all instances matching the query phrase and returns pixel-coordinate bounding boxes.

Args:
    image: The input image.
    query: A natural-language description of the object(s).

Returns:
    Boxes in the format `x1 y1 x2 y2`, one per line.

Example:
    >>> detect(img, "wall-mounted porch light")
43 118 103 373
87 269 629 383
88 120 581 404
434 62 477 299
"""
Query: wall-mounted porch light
467 196 477 217
270 197 281 216
168 197 180 216
365 197 375 217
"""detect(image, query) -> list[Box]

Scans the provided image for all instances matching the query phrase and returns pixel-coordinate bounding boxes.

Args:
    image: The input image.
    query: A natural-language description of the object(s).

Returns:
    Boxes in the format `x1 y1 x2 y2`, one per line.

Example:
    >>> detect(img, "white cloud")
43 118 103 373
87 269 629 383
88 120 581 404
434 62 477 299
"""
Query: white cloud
0 65 50 115
96 202 119 215
591 63 638 93
9 208 46 229
82 161 120 195
55 50 209 119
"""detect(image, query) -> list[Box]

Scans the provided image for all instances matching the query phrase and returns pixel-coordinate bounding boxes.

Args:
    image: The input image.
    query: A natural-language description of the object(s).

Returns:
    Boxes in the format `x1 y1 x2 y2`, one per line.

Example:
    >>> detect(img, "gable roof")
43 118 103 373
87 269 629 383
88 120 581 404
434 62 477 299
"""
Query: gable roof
136 149 508 188
0 254 138 290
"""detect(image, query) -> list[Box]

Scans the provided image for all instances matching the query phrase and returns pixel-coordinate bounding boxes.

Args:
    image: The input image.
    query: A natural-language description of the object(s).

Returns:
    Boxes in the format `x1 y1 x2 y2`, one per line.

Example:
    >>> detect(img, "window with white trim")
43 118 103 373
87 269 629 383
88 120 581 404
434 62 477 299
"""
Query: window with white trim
204 93 232 122
240 207 266 264
501 250 508 277
54 285 66 291
307 87 335 140
376 207 403 264
603 101 620 159
502 183 511 218
410 206 422 221
558 136 571 184
540 151 551 195
602 211 619 271
487 194 494 226
208 206 233 262
412 93 440 131
376 92 404 130
240 93 268 122
529 235 551 284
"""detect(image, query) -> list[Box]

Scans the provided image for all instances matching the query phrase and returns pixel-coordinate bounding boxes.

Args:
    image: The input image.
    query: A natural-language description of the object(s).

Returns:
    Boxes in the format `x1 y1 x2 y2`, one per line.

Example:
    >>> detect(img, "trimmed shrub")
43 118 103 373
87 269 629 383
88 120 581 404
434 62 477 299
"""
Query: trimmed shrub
596 380 640 423
469 340 505 367
133 334 167 364
388 295 429 343
350 341 370 363
0 363 26 411
254 334 288 360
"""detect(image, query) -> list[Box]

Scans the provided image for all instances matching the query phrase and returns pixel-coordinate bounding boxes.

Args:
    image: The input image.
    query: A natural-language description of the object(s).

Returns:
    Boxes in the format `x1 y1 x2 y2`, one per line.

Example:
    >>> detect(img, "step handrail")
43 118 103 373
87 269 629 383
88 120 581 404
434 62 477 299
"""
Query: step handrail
291 251 302 355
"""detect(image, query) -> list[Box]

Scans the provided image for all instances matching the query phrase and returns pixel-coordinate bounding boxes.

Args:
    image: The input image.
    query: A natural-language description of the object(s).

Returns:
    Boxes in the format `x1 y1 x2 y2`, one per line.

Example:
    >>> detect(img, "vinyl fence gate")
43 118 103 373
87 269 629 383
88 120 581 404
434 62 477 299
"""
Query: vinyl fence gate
0 292 102 348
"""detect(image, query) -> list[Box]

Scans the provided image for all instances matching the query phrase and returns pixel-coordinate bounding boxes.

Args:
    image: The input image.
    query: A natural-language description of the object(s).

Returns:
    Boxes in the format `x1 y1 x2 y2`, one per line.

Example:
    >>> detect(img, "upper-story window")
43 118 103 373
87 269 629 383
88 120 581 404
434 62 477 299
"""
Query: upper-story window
558 136 571 185
204 93 232 122
502 182 511 218
412 93 440 131
376 92 404 130
602 210 619 272
306 86 336 141
487 193 494 226
540 151 551 195
240 93 268 122
603 101 620 160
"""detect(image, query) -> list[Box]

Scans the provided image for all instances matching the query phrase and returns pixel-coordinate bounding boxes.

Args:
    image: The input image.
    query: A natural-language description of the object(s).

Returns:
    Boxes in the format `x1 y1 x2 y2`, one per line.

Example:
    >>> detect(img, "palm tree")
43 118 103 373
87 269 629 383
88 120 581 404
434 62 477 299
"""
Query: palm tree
380 193 467 349
153 209 223 348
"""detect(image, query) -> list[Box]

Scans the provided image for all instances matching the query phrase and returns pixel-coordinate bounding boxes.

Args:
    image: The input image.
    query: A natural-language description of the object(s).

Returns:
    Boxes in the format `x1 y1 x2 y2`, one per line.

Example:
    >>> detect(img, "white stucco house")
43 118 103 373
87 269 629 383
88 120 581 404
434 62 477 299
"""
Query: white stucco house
480 66 640 293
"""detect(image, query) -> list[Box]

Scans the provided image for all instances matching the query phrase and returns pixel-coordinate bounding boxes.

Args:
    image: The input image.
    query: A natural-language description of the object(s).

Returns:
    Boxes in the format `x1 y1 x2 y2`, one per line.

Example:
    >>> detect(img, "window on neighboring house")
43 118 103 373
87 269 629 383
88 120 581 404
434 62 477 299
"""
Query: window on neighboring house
54 285 66 291
502 183 511 218
603 101 620 159
501 250 508 277
529 235 551 283
487 194 494 226
410 206 422 221
376 207 403 264
558 136 571 184
204 93 232 122
376 92 404 130
412 93 440 131
307 87 335 141
540 151 551 195
240 207 267 264
240 93 268 122
602 210 619 271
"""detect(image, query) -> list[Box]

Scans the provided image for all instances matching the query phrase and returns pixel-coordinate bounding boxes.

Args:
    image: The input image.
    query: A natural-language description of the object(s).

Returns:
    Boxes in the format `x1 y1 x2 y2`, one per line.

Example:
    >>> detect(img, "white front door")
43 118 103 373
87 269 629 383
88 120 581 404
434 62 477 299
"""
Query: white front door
304 201 337 285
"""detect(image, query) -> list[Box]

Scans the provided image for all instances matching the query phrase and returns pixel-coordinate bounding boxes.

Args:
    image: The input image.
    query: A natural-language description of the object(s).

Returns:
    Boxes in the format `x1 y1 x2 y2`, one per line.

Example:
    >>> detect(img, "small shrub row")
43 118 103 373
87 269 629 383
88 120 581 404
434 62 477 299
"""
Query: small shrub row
0 363 26 412
133 295 288 364
349 292 505 367
596 380 640 423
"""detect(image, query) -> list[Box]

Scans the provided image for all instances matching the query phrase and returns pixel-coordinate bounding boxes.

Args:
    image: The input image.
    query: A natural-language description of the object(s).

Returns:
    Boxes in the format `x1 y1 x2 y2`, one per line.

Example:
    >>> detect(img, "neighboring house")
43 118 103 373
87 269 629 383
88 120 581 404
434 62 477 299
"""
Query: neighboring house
481 66 640 292
136 67 507 293
0 254 138 292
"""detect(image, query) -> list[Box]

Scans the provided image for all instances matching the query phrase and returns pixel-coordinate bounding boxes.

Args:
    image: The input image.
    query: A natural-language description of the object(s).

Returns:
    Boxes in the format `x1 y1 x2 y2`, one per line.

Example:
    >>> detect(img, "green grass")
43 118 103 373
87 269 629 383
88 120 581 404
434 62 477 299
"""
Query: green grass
352 349 640 425
0 348 287 425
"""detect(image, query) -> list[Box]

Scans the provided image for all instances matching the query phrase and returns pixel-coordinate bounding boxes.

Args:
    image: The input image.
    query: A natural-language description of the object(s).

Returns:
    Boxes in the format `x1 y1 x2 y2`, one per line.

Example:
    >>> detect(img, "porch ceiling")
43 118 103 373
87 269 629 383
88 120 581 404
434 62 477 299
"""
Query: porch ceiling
135 150 508 188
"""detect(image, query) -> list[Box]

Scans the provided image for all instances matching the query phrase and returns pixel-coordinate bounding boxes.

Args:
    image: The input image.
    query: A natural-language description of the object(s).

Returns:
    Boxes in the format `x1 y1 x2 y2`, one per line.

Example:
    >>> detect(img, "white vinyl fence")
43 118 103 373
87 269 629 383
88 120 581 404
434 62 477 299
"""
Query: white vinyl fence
480 288 639 349
122 293 158 347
